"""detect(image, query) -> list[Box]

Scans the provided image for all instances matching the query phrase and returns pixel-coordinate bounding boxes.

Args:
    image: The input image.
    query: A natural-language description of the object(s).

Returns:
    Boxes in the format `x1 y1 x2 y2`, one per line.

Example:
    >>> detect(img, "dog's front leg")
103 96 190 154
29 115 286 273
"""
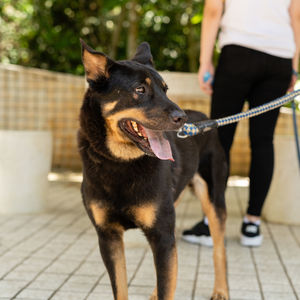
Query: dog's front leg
97 226 128 300
144 213 177 300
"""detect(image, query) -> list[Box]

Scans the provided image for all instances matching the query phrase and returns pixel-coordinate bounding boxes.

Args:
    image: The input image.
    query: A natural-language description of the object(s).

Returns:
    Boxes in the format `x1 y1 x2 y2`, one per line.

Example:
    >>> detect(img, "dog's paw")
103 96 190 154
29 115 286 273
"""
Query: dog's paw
210 293 228 300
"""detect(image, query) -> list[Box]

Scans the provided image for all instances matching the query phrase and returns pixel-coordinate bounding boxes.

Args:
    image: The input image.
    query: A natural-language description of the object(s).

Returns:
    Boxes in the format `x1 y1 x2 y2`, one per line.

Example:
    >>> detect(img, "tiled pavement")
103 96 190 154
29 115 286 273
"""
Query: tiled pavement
0 176 300 300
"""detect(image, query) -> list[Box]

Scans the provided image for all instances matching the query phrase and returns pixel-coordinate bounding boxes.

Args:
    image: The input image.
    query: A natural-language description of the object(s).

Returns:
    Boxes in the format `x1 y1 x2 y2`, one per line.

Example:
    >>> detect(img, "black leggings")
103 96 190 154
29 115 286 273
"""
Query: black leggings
211 45 292 216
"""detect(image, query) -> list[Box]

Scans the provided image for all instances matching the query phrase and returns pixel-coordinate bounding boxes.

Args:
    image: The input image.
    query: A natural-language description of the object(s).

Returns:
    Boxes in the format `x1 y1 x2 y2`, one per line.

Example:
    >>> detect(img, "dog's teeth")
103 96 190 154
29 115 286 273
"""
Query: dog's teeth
138 132 143 137
131 121 138 131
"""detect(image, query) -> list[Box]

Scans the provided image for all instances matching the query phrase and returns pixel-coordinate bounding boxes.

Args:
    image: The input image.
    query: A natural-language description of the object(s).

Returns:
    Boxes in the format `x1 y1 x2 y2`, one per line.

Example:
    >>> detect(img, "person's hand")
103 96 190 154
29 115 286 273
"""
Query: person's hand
287 71 298 93
198 62 215 95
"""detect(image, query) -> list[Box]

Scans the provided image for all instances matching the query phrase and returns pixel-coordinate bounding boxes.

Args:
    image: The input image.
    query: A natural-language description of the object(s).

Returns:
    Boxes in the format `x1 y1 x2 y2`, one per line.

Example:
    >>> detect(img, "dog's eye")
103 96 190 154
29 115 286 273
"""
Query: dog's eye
135 86 145 94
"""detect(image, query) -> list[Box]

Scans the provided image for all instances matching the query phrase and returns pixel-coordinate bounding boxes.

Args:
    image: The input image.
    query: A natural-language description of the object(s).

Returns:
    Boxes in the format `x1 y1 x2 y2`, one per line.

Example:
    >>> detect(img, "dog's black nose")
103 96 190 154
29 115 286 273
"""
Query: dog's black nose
170 110 188 126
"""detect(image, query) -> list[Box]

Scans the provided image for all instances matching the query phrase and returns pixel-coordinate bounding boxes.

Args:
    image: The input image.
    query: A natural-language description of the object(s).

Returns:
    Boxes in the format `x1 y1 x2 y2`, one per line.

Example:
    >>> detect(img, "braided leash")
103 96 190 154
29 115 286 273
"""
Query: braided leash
177 89 300 138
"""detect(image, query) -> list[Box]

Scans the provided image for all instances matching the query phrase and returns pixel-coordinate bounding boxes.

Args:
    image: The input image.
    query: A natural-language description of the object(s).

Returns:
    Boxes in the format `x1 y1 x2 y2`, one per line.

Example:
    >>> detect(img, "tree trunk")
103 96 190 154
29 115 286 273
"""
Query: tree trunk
187 27 198 72
127 0 138 59
110 5 126 59
187 0 198 72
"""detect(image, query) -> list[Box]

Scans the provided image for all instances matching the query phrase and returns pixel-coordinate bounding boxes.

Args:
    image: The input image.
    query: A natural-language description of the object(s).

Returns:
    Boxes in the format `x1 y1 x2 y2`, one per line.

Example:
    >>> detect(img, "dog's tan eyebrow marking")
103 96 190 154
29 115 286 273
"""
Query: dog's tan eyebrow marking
90 202 106 226
132 204 157 228
102 100 118 116
145 77 151 85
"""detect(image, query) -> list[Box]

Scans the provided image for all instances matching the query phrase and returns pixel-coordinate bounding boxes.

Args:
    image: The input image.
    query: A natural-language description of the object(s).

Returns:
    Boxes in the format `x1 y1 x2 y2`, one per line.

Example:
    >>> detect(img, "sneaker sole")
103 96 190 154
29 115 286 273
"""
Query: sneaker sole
240 234 263 247
182 235 213 247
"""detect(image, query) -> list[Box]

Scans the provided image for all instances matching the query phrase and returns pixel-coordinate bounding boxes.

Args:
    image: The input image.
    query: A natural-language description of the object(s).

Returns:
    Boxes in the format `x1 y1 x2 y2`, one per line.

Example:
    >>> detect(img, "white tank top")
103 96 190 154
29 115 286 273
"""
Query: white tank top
219 0 296 58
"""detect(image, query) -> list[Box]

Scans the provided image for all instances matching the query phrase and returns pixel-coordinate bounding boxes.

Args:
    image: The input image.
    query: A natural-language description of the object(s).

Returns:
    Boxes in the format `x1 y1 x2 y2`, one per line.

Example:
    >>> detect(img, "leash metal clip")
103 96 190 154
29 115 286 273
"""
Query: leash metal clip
177 120 218 139
177 128 189 139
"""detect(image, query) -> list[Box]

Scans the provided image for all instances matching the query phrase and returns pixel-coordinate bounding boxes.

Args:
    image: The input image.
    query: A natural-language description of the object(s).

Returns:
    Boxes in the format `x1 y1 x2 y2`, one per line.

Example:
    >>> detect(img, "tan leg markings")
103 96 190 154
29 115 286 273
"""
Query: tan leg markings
101 225 128 300
90 201 128 299
112 230 128 300
90 202 106 226
149 287 157 300
150 246 177 300
165 246 178 300
132 204 157 228
174 190 186 208
192 174 228 300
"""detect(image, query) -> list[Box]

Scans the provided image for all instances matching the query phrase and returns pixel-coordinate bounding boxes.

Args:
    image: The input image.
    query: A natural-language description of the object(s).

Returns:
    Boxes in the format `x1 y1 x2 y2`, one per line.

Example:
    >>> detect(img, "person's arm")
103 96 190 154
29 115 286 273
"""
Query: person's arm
288 0 300 92
198 0 224 95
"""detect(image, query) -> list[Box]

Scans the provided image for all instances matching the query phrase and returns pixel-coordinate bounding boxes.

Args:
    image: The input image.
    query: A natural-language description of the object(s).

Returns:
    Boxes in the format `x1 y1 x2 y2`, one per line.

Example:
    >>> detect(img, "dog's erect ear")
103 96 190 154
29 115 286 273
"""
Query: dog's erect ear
80 39 114 81
132 42 154 66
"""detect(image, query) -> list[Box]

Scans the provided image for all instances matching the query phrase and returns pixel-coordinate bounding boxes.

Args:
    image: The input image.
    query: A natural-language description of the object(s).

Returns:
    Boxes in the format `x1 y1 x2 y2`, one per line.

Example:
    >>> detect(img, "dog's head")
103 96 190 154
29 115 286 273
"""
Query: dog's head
80 40 187 161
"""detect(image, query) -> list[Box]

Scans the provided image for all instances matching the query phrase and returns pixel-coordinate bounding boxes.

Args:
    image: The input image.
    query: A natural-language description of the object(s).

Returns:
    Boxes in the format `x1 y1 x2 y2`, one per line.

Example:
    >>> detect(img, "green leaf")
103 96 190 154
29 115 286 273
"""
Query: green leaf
191 14 202 24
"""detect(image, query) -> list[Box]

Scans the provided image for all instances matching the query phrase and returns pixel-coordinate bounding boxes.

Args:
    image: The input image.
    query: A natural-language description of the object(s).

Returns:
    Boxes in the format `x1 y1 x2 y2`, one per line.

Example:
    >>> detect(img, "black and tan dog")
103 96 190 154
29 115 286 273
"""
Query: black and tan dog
78 40 229 300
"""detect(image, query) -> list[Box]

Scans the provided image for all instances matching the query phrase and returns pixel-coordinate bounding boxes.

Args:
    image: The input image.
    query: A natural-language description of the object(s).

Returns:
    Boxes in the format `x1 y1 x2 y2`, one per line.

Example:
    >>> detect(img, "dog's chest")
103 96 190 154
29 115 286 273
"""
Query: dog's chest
89 198 158 230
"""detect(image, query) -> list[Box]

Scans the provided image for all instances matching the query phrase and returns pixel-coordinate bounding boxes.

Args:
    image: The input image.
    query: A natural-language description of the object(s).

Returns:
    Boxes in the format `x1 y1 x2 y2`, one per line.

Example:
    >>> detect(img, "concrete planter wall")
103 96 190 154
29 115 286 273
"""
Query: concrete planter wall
263 135 300 225
0 130 52 214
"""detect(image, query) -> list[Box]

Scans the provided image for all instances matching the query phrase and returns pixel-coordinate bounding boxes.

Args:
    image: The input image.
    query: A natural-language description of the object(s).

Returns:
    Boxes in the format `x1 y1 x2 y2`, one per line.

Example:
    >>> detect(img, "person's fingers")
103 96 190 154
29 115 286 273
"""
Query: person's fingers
200 82 213 95
198 66 214 95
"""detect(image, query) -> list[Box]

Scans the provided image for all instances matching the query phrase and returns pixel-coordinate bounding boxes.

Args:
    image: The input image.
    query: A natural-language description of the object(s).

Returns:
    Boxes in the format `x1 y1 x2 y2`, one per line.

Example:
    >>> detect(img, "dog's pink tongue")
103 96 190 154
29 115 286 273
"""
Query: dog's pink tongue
144 128 174 161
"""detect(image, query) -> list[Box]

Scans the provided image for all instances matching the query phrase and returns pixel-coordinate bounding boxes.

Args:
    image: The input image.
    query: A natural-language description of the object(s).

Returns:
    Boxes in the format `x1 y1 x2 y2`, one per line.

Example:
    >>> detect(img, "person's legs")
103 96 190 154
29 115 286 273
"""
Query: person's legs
240 54 292 246
183 45 255 246
247 56 292 217
211 45 255 165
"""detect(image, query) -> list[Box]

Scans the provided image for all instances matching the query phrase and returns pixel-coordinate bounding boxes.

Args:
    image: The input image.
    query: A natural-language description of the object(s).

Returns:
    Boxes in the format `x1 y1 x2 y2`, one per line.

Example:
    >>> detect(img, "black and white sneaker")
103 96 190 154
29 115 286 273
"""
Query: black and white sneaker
182 220 213 247
240 221 263 247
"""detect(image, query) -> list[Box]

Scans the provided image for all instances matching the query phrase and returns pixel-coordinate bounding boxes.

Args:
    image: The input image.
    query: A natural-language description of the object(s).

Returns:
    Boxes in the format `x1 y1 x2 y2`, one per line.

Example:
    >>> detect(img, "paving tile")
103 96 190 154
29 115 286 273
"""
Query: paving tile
129 295 150 300
228 274 260 291
0 280 28 298
263 292 297 300
45 259 80 274
229 289 262 300
194 288 214 300
16 288 53 299
92 284 113 295
34 272 68 283
50 291 87 300
4 270 39 281
128 285 154 294
261 283 293 293
259 271 290 285
74 262 106 277
27 279 63 291
86 291 113 300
